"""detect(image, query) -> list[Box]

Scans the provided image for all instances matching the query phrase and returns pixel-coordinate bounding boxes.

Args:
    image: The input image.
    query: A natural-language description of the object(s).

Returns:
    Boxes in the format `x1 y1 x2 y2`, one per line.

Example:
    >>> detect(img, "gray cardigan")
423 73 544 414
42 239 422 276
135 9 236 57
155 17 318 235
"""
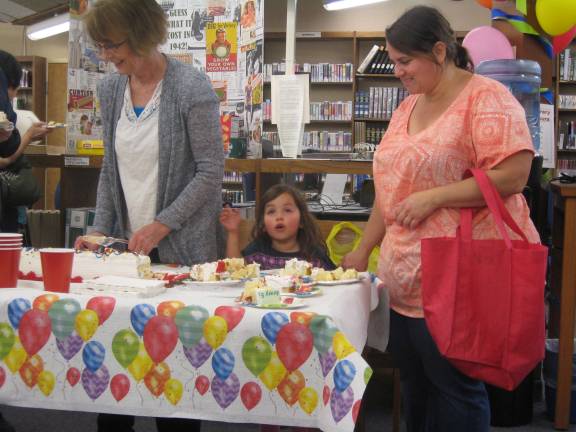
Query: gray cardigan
93 56 224 265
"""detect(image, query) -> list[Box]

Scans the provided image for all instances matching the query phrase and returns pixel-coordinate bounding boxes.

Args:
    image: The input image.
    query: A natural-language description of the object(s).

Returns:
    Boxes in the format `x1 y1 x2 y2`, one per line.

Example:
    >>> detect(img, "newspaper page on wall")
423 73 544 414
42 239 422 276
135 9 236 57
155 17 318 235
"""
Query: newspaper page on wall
66 0 264 159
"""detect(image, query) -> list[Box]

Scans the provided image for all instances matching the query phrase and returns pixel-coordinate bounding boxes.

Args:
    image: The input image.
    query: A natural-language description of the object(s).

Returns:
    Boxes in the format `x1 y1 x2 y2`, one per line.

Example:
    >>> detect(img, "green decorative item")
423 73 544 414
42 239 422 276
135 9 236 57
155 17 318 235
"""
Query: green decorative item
48 299 81 340
364 367 373 385
0 323 15 359
112 329 140 368
175 306 209 348
242 336 272 377
309 315 338 354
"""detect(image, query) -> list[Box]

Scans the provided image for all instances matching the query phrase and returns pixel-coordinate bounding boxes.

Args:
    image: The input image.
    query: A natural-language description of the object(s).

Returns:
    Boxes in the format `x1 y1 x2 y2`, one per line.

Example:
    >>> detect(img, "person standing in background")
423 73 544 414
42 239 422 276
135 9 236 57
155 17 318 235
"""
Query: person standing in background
343 6 540 432
0 51 51 232
75 1 224 430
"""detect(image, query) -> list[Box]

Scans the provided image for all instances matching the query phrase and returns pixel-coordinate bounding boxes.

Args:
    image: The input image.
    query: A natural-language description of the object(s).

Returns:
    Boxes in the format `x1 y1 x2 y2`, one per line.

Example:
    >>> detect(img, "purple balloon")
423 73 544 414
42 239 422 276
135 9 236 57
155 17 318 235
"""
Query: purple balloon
319 350 337 377
56 332 83 361
81 365 110 400
211 372 240 409
330 386 354 423
183 339 212 369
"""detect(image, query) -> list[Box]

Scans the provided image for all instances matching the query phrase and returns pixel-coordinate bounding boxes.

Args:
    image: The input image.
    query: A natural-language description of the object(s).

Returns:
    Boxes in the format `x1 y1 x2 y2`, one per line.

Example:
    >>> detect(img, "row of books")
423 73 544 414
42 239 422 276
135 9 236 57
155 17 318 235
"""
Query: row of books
357 45 394 75
354 87 408 119
222 189 245 204
354 121 386 145
559 95 576 109
223 172 243 184
262 100 353 122
557 158 576 171
558 120 576 150
263 130 353 153
559 48 576 82
264 63 353 83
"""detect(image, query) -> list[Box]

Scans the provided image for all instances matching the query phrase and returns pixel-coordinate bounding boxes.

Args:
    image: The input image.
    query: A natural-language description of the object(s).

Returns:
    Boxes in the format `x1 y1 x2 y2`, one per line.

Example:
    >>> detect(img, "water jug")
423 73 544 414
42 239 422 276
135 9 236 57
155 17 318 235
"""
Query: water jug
476 59 542 152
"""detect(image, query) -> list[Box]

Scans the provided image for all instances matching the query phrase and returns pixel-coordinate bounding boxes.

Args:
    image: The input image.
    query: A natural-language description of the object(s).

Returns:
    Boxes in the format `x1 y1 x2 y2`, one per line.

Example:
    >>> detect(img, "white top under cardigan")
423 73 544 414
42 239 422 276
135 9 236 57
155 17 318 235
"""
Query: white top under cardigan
114 80 162 237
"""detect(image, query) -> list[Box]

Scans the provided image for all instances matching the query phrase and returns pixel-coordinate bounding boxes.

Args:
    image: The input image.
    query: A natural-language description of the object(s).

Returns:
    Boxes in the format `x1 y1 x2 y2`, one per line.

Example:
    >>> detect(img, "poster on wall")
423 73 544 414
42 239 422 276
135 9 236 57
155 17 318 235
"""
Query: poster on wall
67 0 264 159
206 22 238 72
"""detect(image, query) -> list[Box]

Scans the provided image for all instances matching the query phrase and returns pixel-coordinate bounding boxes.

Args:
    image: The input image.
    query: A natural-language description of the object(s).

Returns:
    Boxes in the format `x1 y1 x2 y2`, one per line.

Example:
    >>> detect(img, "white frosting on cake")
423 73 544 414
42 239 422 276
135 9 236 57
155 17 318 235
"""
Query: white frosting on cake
75 276 165 298
0 111 6 122
255 286 282 306
281 258 311 276
19 249 152 279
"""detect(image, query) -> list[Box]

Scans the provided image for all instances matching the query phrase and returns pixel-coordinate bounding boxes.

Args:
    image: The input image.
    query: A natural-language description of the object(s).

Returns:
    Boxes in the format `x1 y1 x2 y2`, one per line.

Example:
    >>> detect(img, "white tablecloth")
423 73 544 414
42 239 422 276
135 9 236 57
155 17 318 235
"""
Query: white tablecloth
0 277 387 432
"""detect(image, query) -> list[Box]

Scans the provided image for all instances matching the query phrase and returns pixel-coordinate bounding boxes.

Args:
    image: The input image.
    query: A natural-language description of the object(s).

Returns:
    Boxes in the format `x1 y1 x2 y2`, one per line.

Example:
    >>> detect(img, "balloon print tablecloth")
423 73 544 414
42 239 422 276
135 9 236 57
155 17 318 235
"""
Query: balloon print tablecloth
0 280 381 431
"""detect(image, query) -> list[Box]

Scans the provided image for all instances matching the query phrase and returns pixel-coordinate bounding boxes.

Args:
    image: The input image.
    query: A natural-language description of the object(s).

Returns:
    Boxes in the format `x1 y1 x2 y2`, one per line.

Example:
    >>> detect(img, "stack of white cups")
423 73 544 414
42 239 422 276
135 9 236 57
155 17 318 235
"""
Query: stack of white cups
0 233 23 288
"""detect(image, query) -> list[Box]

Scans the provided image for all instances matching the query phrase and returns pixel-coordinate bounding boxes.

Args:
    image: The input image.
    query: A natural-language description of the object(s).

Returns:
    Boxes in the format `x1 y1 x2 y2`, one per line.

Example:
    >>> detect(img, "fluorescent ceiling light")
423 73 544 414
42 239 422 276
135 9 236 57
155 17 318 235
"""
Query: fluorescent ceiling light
26 13 70 40
323 0 389 10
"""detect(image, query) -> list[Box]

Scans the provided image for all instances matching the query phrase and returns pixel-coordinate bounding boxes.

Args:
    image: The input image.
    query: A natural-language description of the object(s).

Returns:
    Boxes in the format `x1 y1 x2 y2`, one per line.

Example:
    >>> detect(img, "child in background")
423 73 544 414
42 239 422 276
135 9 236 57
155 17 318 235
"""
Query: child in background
220 184 326 432
220 184 335 270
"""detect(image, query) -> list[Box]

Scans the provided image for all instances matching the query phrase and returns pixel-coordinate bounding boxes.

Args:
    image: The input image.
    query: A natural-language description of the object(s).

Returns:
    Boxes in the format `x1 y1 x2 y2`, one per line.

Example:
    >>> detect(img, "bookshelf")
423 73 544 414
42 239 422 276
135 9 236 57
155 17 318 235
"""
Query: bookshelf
556 41 576 170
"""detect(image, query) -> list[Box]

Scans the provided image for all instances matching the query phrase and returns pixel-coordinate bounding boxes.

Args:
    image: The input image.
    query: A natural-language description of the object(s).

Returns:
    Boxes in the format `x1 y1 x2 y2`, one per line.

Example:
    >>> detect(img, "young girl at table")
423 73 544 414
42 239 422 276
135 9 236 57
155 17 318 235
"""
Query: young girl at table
220 184 328 431
220 184 334 270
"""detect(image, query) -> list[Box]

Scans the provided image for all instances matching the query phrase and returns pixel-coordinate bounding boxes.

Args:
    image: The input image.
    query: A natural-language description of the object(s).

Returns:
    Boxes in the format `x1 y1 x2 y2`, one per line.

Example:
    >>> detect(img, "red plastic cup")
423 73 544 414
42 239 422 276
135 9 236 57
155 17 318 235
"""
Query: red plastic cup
39 248 75 293
0 243 22 248
0 248 21 288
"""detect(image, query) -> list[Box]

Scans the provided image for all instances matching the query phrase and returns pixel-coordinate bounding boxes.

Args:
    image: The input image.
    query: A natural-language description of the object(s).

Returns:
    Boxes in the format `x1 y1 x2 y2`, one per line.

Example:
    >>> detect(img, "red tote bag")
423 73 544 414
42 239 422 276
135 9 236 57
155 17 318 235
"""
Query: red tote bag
421 168 547 391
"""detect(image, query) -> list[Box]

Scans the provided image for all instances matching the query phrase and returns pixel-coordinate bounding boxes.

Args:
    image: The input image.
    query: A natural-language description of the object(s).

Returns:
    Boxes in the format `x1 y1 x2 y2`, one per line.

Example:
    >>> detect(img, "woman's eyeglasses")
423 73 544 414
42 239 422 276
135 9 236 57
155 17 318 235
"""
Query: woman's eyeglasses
95 40 126 52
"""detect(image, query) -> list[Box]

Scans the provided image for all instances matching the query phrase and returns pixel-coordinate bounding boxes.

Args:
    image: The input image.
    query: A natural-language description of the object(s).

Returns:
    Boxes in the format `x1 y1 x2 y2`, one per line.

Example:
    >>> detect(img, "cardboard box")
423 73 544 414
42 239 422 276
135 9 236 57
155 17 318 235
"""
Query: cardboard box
76 140 104 155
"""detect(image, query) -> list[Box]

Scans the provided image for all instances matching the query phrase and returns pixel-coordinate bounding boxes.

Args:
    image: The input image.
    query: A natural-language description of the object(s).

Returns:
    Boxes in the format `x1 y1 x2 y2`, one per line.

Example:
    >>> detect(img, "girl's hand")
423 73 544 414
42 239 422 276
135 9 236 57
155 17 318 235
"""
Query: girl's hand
220 207 241 233
391 190 439 229
129 221 171 256
341 248 370 272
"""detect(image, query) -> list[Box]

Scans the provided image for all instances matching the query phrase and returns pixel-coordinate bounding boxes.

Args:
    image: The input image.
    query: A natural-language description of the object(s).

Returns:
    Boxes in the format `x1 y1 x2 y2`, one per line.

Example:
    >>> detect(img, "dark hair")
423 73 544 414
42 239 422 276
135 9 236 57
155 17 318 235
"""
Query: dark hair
252 184 327 261
0 51 22 89
386 6 472 71
84 0 167 56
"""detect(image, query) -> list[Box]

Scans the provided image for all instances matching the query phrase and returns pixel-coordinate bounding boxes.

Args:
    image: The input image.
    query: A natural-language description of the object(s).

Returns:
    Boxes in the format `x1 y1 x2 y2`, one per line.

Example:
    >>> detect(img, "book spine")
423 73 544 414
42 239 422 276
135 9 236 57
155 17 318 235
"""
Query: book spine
357 45 379 74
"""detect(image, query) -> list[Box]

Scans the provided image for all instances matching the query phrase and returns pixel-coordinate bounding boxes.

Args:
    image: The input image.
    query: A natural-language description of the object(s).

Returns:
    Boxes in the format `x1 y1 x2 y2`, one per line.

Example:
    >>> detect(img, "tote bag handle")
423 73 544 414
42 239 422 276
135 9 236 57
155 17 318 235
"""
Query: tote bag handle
459 169 528 248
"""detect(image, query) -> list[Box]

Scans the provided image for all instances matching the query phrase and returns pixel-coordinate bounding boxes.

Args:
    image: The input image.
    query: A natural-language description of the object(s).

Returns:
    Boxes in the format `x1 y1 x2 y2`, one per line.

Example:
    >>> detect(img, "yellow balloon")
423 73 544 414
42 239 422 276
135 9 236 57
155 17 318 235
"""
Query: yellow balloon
536 0 576 36
258 351 287 391
203 316 228 349
37 370 55 396
298 387 318 415
127 342 153 382
75 310 100 342
164 378 183 405
5 336 27 374
333 332 355 360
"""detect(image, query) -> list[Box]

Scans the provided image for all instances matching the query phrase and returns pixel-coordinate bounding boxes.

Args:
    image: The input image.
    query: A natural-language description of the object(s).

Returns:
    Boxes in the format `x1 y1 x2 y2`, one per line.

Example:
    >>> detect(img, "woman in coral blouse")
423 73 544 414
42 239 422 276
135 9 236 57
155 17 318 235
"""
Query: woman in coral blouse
343 6 540 432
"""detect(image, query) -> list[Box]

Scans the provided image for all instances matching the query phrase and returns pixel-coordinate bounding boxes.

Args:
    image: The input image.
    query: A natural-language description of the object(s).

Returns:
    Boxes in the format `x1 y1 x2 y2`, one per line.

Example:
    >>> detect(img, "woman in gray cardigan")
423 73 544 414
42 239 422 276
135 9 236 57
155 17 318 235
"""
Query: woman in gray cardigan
77 0 224 267
78 0 224 431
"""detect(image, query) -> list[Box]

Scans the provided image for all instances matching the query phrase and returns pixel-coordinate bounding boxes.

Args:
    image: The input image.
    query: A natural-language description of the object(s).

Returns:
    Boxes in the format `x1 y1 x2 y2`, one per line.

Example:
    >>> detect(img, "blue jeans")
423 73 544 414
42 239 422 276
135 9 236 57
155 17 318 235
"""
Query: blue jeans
388 309 490 432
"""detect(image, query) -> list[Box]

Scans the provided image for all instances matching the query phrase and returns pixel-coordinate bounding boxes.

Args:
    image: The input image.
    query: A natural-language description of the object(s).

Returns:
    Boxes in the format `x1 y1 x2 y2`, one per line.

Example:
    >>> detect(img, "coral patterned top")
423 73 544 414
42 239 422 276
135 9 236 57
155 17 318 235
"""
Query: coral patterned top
373 74 539 318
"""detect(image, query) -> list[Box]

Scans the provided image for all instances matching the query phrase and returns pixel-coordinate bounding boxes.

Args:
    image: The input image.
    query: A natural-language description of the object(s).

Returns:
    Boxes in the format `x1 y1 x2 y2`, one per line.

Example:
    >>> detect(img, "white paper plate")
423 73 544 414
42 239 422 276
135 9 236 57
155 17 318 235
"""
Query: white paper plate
242 298 306 309
314 278 361 286
281 289 321 298
184 279 243 287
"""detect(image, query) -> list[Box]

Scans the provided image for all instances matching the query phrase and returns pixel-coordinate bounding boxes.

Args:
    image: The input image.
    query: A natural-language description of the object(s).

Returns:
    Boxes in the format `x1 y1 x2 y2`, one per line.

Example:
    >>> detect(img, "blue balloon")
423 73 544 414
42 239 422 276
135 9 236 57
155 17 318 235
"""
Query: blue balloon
8 298 31 329
82 340 106 372
212 347 235 380
130 304 156 336
261 312 288 344
334 359 357 392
